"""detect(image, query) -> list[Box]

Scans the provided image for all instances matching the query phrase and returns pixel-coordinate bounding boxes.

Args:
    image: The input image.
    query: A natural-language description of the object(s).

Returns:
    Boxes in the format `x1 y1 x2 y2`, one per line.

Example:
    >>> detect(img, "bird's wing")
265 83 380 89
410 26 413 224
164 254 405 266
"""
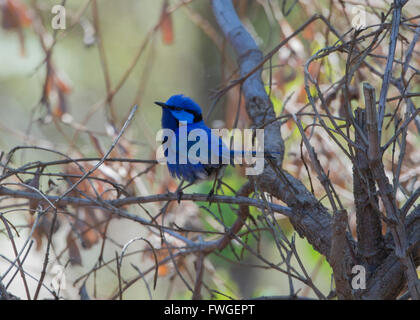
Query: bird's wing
166 125 230 166
188 127 231 166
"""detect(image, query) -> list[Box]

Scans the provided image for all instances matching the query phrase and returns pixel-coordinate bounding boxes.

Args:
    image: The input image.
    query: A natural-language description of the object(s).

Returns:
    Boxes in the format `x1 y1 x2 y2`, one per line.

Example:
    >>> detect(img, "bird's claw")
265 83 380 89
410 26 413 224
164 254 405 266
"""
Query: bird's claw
206 189 215 204
176 190 184 204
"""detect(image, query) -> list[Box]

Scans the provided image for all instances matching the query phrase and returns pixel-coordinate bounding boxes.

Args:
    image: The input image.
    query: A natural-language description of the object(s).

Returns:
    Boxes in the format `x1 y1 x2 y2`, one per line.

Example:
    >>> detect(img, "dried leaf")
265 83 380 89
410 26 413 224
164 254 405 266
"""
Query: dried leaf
160 0 174 45
52 89 68 119
54 72 72 94
2 0 32 55
2 0 32 29
302 22 315 40
157 264 169 276
30 214 60 250
67 232 82 266
79 209 101 248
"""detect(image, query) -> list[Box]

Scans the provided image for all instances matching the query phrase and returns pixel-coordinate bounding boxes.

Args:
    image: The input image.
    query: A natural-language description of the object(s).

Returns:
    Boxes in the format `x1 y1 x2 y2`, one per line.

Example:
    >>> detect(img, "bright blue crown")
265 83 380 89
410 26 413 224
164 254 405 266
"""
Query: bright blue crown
166 94 203 115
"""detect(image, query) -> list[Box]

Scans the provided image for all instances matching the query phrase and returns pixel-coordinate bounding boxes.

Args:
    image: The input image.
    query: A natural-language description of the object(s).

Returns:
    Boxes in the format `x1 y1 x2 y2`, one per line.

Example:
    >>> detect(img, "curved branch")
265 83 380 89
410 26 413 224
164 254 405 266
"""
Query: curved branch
212 0 333 260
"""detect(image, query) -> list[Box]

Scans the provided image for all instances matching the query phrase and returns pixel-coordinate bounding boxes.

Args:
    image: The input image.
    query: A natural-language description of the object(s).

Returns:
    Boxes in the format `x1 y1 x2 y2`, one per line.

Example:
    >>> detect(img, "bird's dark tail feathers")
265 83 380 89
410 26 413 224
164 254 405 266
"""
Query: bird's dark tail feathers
229 150 281 160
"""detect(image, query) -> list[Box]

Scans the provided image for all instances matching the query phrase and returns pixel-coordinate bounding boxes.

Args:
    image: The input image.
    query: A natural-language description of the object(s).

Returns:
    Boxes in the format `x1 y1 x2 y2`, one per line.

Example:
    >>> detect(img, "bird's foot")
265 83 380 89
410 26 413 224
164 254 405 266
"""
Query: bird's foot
176 190 184 204
206 189 215 204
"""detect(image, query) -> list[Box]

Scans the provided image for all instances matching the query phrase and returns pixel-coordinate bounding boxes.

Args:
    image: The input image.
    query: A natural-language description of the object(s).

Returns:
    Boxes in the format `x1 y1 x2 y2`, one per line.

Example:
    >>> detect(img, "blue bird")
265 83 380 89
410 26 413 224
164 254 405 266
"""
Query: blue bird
155 95 228 184
154 94 274 200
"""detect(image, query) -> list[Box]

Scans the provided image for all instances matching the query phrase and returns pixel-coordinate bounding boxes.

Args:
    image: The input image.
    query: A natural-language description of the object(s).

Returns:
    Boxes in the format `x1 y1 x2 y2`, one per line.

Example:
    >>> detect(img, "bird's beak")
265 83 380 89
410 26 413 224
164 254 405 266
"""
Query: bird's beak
154 101 168 109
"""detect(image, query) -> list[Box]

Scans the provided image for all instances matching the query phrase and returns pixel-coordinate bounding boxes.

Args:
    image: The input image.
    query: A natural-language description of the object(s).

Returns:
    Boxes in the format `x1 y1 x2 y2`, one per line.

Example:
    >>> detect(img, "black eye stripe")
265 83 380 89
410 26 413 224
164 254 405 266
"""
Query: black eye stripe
193 113 203 123
167 105 202 122
167 105 183 111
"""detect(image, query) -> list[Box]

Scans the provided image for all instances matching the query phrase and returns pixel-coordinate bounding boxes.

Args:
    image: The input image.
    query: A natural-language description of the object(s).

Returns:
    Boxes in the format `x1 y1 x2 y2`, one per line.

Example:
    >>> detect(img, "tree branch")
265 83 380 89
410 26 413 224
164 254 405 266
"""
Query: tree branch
212 0 333 262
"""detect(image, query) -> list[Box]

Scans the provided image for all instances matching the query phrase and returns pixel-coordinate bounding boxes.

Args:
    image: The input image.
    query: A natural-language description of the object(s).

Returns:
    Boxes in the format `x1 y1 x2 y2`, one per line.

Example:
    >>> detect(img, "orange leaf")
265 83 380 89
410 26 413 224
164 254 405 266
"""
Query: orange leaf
285 118 294 130
2 0 32 29
160 0 174 45
157 264 169 276
308 61 321 79
54 72 72 94
302 22 314 40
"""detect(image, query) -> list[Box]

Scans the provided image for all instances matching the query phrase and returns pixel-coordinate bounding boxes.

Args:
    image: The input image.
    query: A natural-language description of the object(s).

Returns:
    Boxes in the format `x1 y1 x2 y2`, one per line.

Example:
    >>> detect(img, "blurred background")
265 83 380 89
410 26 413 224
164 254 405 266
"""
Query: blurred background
0 0 419 300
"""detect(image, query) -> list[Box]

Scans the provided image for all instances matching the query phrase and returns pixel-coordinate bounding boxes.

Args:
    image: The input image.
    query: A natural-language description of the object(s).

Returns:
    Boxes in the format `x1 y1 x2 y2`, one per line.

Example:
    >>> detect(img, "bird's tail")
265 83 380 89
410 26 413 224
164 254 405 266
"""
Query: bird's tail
229 150 281 159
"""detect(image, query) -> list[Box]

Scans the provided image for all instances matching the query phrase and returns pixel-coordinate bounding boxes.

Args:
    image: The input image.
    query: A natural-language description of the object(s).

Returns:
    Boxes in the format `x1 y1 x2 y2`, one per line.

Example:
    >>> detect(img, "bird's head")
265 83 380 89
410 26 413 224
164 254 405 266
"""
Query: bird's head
154 94 203 125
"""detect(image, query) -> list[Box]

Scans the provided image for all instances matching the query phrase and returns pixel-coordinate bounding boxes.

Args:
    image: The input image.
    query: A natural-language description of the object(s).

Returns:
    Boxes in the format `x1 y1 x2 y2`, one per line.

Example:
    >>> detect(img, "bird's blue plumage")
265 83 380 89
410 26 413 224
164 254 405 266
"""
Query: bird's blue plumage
155 94 278 184
165 94 203 116
156 95 228 183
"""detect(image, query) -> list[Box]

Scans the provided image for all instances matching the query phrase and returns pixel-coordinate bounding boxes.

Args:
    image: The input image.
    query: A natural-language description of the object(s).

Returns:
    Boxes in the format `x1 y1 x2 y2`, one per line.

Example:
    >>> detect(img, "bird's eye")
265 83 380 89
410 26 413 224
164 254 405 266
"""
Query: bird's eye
175 107 182 111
